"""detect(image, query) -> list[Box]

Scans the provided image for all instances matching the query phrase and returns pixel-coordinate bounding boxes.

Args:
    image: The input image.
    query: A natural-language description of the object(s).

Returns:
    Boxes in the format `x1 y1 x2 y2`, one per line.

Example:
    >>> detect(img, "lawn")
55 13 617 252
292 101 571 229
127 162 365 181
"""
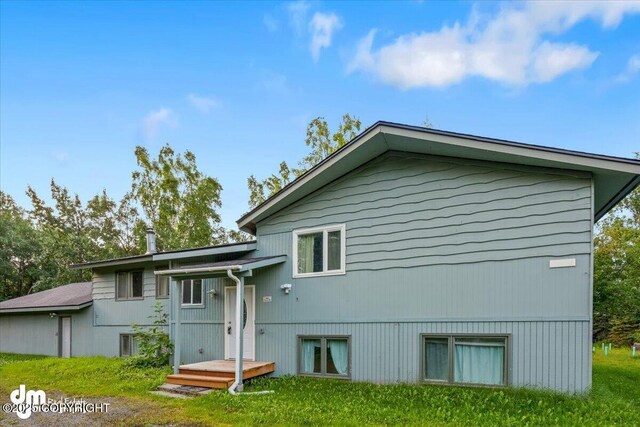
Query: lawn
0 348 638 426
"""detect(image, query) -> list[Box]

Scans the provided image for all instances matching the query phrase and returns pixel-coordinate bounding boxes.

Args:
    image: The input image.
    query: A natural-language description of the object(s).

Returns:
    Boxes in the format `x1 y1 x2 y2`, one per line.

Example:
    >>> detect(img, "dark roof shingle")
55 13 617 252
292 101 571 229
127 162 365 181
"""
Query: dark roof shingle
0 282 93 312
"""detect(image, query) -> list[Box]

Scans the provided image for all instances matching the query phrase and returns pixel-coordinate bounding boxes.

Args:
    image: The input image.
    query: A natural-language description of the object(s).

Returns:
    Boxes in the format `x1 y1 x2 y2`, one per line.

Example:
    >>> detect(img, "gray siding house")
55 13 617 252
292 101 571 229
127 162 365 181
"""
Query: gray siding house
2 122 639 394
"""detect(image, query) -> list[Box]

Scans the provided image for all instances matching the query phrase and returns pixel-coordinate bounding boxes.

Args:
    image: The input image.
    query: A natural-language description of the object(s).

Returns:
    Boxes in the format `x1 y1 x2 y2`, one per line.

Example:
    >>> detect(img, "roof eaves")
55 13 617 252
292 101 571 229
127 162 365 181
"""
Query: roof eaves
236 121 640 231
0 301 93 314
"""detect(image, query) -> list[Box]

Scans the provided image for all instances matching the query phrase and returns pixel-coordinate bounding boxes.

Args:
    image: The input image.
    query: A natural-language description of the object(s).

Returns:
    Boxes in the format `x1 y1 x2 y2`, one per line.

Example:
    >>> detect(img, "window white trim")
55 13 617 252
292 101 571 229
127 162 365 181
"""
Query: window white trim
181 279 204 307
292 224 346 278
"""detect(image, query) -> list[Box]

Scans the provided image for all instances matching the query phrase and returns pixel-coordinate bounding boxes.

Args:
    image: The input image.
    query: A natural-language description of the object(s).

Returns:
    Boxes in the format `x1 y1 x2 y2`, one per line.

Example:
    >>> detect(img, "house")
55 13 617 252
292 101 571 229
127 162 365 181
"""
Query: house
2 121 639 394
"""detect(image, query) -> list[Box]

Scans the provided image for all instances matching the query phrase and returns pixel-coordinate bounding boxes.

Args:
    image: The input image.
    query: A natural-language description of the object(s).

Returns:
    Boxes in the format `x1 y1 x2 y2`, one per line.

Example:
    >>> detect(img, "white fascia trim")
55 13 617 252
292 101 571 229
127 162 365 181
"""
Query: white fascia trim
237 127 384 231
155 265 242 276
0 302 93 314
383 125 640 175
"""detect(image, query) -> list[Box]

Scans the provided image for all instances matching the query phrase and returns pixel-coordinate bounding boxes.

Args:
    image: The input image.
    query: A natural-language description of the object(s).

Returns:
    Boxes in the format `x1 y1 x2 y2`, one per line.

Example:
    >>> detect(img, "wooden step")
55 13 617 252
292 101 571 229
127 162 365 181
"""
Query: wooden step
166 374 234 389
179 362 276 380
179 369 234 378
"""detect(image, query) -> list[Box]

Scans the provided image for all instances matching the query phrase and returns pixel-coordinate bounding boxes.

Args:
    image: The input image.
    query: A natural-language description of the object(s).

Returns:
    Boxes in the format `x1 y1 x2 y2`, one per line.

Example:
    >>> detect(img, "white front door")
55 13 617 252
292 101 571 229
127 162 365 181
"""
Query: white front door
60 317 71 358
224 285 255 360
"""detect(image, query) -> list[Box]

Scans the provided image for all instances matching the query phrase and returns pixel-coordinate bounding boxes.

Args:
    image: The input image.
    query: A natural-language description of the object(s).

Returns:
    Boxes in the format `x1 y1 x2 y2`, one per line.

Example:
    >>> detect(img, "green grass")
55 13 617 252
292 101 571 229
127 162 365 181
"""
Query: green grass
0 348 639 426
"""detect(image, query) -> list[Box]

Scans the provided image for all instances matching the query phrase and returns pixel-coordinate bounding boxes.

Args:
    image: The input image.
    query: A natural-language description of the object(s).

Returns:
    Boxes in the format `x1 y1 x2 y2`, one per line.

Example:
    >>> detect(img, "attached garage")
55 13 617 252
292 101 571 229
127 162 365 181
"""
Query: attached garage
0 282 93 357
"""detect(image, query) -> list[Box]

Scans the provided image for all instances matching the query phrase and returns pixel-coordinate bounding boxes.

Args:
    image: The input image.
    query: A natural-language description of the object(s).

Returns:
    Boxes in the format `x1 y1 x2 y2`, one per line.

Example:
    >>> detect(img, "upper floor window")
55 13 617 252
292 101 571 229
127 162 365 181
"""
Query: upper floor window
293 224 346 278
156 276 170 299
116 271 143 300
182 279 203 306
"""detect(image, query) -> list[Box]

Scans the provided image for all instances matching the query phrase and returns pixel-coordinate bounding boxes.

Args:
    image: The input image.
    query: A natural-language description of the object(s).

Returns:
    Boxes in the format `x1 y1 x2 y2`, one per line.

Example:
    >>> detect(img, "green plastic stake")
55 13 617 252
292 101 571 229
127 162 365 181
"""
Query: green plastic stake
609 343 612 351
602 343 605 350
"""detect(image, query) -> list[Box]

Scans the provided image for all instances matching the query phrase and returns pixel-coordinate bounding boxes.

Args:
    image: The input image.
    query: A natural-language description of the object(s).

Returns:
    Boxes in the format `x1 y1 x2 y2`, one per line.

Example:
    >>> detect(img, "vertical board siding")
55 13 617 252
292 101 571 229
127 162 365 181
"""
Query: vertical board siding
0 307 95 357
255 320 590 393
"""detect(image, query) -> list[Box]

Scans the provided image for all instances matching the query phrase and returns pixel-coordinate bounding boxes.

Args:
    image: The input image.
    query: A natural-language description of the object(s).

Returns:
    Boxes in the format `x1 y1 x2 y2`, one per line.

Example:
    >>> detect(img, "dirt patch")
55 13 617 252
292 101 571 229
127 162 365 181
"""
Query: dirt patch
1 392 156 427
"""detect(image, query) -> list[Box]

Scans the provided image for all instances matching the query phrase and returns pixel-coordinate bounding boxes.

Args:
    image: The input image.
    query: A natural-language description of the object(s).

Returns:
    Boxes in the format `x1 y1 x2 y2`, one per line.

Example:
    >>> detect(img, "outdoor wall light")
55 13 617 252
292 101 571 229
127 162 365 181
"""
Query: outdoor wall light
280 283 292 294
207 289 218 298
49 313 57 318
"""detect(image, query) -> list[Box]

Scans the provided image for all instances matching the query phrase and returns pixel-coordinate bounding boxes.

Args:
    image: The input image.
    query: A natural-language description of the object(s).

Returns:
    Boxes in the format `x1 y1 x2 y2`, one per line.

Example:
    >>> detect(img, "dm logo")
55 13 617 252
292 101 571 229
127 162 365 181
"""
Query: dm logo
10 385 46 420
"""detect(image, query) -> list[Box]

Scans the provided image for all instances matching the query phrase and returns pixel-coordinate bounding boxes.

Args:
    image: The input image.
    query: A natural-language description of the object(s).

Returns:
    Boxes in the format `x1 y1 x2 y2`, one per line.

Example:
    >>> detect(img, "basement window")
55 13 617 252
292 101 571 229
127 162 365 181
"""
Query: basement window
298 336 350 378
422 335 508 386
293 224 346 278
119 334 138 357
182 279 203 306
116 271 144 300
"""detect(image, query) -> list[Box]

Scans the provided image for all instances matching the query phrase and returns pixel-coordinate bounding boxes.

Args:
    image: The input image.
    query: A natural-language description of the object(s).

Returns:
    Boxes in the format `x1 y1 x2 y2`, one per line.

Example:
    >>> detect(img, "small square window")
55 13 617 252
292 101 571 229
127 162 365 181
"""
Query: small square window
182 279 204 306
293 225 346 278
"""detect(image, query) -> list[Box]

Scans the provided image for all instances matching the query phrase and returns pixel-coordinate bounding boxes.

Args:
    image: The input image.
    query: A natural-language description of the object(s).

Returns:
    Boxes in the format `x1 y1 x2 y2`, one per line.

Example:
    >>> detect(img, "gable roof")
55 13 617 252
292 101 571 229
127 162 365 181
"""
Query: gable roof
0 282 93 314
237 121 640 234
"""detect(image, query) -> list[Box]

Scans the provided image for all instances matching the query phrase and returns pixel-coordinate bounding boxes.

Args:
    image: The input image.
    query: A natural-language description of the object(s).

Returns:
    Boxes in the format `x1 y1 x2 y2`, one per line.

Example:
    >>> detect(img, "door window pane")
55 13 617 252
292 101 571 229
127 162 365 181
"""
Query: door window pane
454 338 505 385
131 271 143 298
327 230 342 271
192 280 203 304
327 339 348 375
301 339 322 374
425 338 449 381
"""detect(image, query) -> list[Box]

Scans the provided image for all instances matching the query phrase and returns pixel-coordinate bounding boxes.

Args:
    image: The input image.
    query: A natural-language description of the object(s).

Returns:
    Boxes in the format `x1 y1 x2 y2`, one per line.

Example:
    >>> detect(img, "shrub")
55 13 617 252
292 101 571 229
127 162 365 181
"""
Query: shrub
125 301 173 368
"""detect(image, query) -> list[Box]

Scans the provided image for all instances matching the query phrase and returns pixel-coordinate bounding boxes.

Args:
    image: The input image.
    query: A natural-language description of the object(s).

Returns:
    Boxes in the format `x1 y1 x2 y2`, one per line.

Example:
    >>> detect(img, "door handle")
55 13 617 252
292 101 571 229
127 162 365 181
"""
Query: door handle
227 326 232 335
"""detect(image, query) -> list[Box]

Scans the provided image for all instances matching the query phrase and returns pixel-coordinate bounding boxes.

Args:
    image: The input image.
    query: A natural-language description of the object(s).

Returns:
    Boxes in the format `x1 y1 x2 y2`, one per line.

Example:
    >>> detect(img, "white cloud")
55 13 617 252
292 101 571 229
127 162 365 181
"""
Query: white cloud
187 94 220 113
615 54 640 83
348 1 640 89
309 12 342 62
143 108 176 139
263 14 279 32
288 1 310 35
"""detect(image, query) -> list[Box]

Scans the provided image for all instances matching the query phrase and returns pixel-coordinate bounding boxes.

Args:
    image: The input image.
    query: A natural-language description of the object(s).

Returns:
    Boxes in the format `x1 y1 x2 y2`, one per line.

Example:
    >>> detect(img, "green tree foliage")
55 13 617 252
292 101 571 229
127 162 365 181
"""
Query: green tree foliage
1 143 244 301
131 144 227 250
0 193 51 299
126 301 174 368
247 114 362 208
593 153 640 345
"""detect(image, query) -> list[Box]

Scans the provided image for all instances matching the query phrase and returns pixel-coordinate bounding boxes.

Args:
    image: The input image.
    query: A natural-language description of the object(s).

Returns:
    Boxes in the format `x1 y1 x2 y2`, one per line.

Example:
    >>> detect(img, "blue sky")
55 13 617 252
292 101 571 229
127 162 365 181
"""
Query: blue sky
1 1 639 231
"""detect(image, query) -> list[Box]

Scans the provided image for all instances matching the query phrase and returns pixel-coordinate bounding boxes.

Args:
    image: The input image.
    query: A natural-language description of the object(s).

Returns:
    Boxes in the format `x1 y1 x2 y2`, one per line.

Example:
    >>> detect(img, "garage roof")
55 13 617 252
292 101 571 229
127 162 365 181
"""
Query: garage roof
0 282 93 314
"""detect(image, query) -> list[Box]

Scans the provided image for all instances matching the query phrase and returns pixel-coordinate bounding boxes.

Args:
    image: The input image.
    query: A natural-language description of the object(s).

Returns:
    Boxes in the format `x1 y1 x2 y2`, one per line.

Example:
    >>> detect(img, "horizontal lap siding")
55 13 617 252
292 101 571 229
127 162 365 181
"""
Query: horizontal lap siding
259 153 591 271
255 320 591 393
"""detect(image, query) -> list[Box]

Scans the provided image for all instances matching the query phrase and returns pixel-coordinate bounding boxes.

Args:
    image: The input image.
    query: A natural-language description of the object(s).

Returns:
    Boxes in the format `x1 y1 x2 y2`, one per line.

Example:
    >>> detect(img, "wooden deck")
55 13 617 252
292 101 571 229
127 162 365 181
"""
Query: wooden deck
166 360 276 389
